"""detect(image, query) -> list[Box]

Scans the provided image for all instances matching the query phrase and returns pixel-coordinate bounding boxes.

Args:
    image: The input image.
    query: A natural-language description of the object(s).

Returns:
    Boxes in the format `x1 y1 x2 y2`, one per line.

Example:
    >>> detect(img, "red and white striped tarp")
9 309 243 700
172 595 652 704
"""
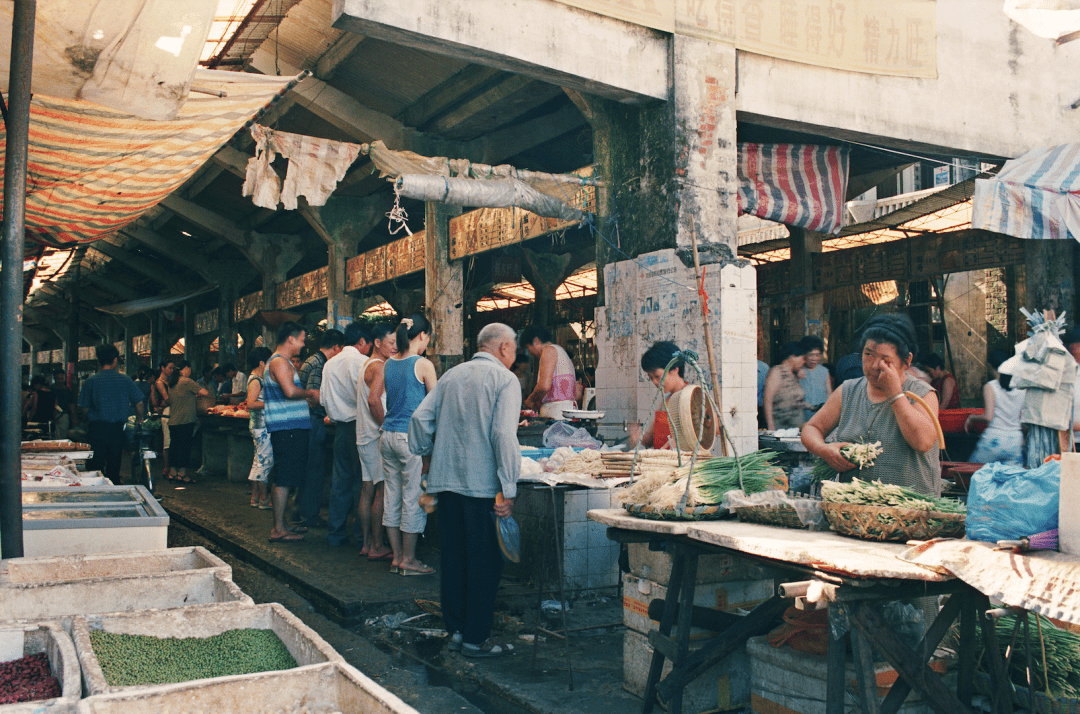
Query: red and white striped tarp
737 143 850 235
972 143 1080 241
0 70 297 245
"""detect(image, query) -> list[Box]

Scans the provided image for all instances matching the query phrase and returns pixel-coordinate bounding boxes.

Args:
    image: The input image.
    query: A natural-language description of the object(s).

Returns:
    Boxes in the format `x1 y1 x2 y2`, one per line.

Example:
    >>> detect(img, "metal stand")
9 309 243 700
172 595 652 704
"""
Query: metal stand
530 484 574 690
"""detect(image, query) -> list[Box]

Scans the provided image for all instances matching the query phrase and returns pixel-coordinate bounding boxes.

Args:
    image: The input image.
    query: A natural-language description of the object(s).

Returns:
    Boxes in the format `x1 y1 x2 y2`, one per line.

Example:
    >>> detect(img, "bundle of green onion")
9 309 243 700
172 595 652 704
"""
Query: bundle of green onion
821 478 965 514
811 442 883 483
684 450 786 505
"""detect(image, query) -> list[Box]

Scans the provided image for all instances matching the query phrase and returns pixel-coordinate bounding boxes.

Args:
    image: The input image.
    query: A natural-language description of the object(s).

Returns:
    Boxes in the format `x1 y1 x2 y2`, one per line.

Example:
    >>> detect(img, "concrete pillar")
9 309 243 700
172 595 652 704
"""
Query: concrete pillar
326 239 356 331
425 201 464 374
1024 240 1076 319
588 37 755 453
260 273 279 349
123 319 137 376
27 345 35 378
183 304 196 366
149 313 161 370
218 286 239 368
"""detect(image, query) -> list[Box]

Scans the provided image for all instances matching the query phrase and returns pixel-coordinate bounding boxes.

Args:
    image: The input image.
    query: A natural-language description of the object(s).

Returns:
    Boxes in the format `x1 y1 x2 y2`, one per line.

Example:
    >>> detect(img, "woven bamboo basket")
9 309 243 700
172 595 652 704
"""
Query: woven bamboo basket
822 501 965 542
623 502 729 521
735 503 808 529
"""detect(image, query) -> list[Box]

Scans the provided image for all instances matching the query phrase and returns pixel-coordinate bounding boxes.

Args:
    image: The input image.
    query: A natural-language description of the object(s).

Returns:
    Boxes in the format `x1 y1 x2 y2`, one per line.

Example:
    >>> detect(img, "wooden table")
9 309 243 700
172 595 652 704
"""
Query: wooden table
591 509 1000 714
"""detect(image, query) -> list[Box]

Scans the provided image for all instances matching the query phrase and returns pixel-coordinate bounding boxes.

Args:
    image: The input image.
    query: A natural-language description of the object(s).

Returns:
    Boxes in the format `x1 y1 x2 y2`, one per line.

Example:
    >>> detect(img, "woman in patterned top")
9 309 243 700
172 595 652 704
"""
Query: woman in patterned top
801 314 941 496
763 341 810 431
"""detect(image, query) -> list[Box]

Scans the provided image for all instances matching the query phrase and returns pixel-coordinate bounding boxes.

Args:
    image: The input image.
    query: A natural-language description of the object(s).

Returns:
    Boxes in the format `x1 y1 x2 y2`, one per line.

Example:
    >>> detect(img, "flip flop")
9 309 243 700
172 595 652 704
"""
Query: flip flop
367 552 394 562
288 525 309 534
399 564 436 576
268 533 303 543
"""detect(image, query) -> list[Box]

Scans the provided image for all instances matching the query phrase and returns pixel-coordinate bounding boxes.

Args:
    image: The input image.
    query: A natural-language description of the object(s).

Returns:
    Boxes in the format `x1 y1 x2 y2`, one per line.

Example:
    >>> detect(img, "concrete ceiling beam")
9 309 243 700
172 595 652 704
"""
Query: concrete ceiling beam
468 103 585 164
88 240 195 293
122 224 216 282
332 0 668 104
316 33 366 81
400 65 503 129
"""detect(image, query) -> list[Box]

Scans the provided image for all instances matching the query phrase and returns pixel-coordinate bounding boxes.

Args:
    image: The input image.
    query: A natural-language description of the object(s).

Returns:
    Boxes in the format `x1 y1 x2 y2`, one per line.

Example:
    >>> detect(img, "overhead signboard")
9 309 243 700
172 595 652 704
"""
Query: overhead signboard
554 0 937 78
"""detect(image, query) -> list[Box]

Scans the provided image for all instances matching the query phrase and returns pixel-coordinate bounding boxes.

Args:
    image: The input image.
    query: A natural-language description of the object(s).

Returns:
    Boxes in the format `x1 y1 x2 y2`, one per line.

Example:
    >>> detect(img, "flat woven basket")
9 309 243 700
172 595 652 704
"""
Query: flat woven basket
735 503 808 529
822 502 965 542
623 502 729 521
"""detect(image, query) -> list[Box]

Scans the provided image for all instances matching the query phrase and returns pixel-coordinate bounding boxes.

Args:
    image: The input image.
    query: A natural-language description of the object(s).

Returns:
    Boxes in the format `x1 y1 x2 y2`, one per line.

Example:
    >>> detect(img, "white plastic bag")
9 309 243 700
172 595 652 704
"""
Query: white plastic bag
543 421 601 449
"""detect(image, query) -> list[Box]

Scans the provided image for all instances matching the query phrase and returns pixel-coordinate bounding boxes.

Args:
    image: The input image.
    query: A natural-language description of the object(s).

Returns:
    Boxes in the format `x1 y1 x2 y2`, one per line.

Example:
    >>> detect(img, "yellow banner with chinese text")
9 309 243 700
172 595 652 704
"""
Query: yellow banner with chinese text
553 0 937 79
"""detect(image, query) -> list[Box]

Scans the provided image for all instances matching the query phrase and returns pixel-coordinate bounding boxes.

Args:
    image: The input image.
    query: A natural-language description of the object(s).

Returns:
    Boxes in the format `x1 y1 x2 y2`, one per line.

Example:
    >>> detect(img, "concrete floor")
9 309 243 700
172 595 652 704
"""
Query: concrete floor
156 476 643 714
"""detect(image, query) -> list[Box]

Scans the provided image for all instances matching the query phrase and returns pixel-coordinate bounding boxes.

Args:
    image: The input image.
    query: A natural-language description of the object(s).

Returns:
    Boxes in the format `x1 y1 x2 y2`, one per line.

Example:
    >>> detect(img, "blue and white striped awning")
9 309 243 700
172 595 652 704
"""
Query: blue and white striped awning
972 143 1080 241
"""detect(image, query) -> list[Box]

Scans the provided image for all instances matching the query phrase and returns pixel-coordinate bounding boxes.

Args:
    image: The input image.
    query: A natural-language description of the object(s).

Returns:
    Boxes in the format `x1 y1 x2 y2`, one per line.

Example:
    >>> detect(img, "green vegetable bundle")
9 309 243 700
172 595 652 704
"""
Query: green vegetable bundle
812 442 883 483
953 611 1080 700
821 478 965 514
687 450 786 504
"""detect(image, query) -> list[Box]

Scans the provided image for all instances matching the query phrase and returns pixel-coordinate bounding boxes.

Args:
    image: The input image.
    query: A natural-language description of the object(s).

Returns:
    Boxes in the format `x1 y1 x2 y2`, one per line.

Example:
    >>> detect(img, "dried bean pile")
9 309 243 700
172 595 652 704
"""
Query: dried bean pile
0 653 62 704
90 628 297 686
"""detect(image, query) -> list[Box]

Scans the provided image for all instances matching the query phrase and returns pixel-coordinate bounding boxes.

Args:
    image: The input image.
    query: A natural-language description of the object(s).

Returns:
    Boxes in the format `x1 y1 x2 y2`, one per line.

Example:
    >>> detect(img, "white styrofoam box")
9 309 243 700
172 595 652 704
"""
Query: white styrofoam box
623 573 773 640
627 542 760 586
75 661 418 714
0 622 81 714
21 486 168 557
747 636 931 714
623 628 750 714
72 603 344 696
0 570 251 623
1 547 229 585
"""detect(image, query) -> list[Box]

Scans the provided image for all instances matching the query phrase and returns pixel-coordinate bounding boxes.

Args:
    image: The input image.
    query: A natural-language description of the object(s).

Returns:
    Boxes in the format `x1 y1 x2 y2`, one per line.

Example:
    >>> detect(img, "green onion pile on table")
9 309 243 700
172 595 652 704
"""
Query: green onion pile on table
821 478 965 514
623 450 786 510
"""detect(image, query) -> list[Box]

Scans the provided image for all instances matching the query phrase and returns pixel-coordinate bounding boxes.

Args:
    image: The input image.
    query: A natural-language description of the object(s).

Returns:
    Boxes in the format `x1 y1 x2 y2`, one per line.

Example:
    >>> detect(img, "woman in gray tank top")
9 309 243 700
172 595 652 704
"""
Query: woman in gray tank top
801 314 941 496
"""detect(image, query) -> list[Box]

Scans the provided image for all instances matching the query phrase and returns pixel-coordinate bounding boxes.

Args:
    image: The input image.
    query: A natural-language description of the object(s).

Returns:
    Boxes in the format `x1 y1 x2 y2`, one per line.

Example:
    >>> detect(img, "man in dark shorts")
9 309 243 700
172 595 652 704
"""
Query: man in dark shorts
263 322 320 543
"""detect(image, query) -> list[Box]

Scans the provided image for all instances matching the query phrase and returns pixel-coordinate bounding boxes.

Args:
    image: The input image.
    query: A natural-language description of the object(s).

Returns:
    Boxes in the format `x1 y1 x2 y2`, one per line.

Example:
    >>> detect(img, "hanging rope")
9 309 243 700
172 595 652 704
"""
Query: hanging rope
386 183 413 236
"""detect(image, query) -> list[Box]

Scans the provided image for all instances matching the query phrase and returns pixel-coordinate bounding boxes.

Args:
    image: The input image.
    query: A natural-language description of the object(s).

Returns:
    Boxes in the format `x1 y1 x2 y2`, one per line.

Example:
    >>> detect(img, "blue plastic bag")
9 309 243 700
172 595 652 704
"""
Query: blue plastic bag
966 460 1059 543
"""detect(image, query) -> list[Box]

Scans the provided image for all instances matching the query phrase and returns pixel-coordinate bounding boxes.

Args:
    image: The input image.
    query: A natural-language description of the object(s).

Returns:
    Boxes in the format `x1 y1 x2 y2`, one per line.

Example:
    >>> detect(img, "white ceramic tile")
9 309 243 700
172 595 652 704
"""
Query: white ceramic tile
563 547 588 578
587 489 612 511
563 491 587 523
562 520 588 548
587 520 610 550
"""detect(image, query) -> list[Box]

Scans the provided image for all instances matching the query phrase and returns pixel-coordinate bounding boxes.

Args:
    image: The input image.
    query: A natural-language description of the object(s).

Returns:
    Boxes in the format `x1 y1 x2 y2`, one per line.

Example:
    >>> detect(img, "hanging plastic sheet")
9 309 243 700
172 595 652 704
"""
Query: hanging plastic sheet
972 143 1080 241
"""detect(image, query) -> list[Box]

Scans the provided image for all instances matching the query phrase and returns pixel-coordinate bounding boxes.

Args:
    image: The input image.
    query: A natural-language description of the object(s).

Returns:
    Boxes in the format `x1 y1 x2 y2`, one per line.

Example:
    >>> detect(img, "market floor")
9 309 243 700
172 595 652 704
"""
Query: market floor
157 476 644 714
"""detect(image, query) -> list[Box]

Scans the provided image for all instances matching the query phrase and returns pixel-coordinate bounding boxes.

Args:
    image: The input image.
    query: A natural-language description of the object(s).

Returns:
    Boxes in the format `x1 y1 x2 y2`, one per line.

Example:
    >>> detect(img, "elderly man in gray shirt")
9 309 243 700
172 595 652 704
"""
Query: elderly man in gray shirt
409 322 521 658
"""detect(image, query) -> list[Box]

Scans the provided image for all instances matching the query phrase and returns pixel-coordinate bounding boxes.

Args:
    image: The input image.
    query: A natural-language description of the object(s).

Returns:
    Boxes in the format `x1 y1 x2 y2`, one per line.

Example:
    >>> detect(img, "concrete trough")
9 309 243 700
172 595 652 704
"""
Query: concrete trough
0 622 81 714
72 603 344 696
74 661 419 714
1 547 229 584
0 570 250 623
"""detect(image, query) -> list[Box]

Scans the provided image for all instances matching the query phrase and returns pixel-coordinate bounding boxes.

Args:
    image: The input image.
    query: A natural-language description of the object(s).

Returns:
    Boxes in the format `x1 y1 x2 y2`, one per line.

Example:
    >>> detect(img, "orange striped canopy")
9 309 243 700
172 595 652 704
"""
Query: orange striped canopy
0 70 297 245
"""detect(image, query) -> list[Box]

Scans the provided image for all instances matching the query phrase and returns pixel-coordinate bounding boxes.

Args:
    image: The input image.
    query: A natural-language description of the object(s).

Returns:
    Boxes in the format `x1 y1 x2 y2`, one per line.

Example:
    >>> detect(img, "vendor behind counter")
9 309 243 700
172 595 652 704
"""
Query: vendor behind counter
801 314 941 496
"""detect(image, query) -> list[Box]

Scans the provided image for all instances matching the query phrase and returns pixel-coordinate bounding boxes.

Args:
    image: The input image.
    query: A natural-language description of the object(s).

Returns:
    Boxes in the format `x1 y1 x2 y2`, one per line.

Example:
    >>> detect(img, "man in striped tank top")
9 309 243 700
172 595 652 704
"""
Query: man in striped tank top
265 322 321 543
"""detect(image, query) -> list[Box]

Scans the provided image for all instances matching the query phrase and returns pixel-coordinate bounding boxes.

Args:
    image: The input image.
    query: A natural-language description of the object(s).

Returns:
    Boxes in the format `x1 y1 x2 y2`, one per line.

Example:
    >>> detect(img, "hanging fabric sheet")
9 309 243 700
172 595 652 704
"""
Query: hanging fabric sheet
972 143 1080 241
242 125 361 210
737 143 851 235
0 70 300 245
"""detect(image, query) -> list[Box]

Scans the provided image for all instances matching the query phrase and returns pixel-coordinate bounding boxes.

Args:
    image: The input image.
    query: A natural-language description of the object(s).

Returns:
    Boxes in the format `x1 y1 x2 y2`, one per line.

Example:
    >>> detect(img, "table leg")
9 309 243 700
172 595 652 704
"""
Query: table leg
827 605 848 714
667 550 699 714
849 619 881 714
878 591 962 714
642 547 686 714
956 591 976 708
979 598 1013 714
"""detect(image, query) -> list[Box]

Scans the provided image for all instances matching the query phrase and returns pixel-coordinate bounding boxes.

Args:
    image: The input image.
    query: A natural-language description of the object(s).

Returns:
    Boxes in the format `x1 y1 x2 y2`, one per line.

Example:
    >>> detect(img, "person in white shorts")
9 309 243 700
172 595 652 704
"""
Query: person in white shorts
357 322 396 560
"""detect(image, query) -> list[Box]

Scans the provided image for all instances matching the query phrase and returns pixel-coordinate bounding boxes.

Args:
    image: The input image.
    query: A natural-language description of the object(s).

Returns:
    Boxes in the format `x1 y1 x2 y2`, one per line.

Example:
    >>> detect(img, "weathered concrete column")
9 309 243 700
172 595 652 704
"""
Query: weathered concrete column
326 238 356 330
123 318 138 376
1025 240 1076 318
183 304 196 366
26 345 35 378
425 201 464 374
217 286 240 368
587 37 756 453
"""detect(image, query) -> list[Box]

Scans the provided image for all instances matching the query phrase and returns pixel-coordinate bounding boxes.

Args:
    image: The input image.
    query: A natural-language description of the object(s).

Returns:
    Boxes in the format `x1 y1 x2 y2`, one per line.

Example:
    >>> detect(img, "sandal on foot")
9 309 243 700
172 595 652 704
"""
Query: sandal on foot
257 499 273 510
399 563 436 576
461 640 508 658
448 633 463 652
268 533 303 543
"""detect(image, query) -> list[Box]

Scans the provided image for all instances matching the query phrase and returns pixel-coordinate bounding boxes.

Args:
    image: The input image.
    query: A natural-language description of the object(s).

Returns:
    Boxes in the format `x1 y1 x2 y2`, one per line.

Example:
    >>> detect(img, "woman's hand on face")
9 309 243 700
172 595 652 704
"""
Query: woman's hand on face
872 357 905 397
821 442 857 472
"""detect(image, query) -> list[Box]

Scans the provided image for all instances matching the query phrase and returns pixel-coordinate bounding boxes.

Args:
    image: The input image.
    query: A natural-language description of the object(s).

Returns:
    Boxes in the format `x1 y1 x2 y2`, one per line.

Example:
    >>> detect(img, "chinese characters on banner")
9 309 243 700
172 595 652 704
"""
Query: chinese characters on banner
552 0 937 79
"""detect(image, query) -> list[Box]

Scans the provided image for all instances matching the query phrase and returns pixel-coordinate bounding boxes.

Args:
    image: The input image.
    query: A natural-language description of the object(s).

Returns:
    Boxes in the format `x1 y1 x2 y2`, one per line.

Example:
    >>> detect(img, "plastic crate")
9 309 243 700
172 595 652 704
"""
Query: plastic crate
938 408 986 434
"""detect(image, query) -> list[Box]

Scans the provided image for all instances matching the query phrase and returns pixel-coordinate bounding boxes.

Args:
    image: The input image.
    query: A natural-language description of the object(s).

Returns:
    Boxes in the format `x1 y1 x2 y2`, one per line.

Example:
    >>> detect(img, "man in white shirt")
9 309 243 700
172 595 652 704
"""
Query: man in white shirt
320 323 373 547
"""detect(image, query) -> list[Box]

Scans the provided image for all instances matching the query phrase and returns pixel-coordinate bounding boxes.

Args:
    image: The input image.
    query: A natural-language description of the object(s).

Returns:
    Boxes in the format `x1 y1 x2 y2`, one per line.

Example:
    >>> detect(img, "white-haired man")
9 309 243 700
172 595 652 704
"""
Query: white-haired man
408 322 521 658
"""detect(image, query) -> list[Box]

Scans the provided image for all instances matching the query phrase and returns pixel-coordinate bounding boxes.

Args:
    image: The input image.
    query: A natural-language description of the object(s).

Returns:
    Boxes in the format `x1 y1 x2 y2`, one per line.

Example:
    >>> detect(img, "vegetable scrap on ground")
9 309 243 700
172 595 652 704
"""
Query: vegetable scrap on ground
90 629 297 686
